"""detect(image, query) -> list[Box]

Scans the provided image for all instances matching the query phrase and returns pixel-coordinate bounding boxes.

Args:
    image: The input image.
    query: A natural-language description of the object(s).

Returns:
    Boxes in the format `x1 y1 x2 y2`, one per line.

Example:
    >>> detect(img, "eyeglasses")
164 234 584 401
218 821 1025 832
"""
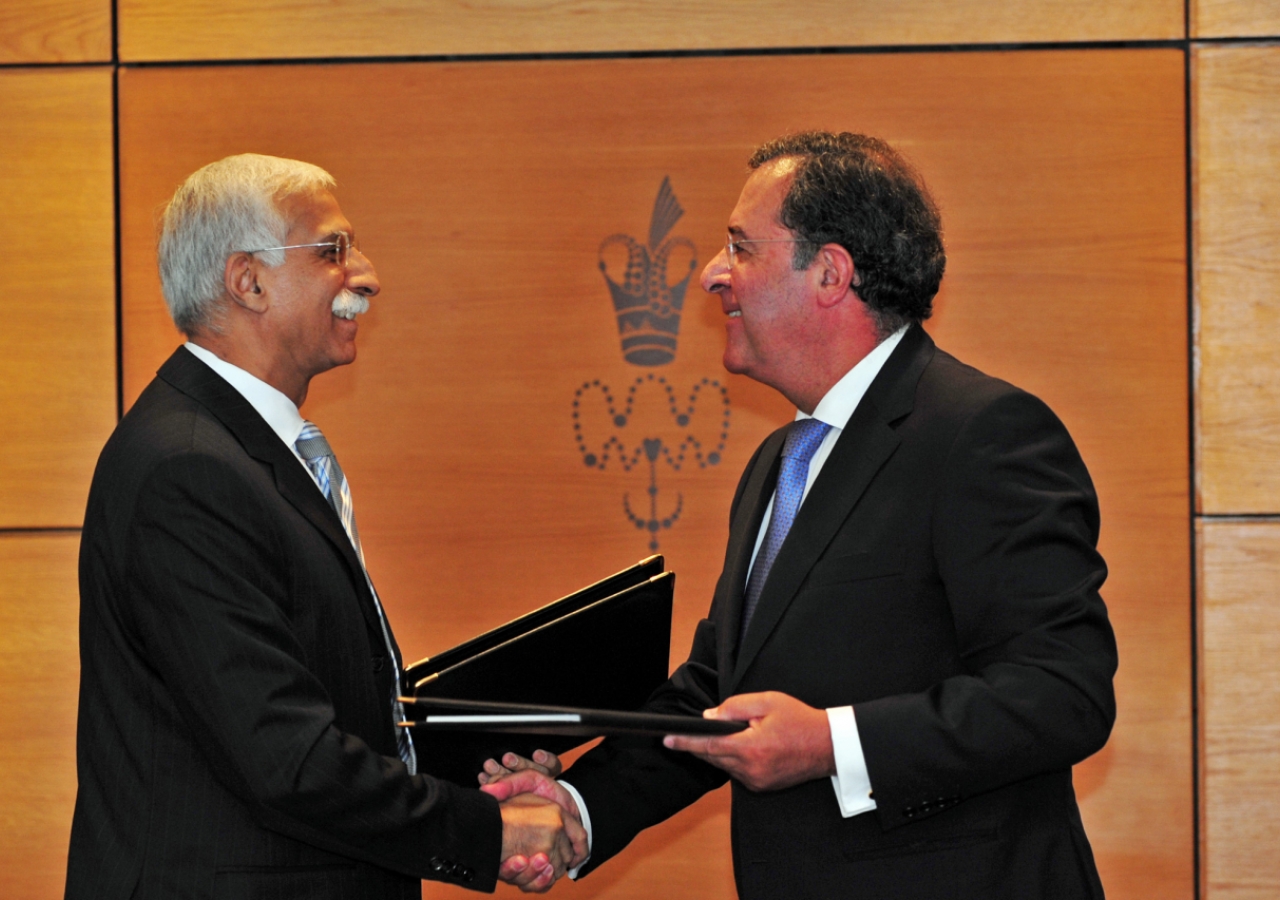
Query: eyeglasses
241 233 357 269
726 237 805 266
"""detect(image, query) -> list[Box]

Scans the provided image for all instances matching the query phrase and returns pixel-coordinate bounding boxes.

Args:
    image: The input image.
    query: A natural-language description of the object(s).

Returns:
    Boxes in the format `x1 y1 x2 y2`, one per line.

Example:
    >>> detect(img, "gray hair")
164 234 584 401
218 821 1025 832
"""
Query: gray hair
158 153 335 334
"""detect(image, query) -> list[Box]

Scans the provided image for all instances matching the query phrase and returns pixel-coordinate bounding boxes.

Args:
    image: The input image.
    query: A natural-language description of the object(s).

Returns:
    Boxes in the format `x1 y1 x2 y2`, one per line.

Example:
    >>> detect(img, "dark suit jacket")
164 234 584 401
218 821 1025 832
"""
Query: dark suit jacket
565 325 1117 899
66 348 503 899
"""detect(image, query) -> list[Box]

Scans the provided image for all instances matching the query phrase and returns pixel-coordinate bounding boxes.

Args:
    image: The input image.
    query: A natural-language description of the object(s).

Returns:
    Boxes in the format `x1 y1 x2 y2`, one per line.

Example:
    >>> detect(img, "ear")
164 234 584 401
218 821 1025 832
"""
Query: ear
224 252 269 312
813 243 857 309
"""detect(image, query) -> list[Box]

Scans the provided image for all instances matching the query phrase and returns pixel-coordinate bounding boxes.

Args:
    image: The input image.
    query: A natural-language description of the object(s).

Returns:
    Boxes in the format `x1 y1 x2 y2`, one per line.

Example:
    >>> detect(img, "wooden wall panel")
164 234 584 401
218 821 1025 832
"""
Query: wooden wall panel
1193 1 1280 38
0 534 82 900
0 68 117 529
1195 45 1280 514
118 50 1189 898
1199 521 1280 900
0 0 111 63
116 0 1184 62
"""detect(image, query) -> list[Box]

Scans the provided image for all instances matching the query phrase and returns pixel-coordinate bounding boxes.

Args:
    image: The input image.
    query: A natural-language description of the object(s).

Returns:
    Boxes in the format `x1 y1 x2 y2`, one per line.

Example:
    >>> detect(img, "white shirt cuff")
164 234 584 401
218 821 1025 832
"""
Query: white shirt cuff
558 780 592 879
827 705 877 818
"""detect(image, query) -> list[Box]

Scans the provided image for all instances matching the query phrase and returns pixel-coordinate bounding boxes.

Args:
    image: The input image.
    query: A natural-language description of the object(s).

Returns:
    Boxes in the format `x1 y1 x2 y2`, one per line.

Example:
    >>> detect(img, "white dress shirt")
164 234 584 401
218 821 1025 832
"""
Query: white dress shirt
564 326 909 871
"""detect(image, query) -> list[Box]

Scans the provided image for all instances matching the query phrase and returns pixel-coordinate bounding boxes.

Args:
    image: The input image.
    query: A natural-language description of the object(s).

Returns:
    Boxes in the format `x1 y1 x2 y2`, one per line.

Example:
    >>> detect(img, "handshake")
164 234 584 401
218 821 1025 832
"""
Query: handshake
483 749 584 893
477 691 836 892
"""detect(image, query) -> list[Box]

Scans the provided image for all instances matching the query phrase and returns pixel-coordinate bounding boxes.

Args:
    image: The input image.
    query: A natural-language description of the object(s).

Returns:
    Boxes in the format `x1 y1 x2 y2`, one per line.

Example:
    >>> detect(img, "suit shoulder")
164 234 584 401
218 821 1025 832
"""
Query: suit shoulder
917 346 1066 431
109 377 245 465
87 376 257 521
924 347 1024 403
914 347 1095 509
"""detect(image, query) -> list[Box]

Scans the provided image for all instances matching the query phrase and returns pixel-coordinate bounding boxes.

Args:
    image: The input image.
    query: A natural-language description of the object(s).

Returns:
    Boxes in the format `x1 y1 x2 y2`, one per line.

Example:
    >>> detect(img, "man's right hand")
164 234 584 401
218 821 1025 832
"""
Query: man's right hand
498 791 585 893
484 767 579 819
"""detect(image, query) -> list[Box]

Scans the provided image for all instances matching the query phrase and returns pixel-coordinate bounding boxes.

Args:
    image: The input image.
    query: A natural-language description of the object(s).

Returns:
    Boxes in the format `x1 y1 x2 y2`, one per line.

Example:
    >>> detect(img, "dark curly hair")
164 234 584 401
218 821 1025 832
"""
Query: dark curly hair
749 132 946 336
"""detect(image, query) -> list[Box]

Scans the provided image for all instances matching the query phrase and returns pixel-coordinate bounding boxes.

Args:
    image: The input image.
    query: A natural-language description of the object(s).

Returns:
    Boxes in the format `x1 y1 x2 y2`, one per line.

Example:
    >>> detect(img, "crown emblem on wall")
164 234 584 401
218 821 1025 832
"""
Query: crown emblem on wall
598 177 698 366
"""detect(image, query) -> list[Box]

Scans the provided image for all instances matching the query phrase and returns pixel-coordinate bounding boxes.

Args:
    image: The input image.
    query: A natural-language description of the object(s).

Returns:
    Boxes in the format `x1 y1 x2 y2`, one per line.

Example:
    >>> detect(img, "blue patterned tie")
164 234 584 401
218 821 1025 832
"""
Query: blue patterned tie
740 418 833 643
296 421 417 774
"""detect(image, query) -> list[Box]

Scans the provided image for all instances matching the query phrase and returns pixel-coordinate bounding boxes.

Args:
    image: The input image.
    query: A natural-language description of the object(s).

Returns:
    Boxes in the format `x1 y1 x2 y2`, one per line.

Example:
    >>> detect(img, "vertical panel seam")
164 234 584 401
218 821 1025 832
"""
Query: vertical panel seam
1184 34 1201 900
112 0 122 423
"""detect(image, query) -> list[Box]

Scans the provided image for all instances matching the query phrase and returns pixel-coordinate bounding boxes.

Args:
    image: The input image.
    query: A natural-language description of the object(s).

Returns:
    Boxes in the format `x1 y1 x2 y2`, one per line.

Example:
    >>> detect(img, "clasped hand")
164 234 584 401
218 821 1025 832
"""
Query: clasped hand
490 751 585 892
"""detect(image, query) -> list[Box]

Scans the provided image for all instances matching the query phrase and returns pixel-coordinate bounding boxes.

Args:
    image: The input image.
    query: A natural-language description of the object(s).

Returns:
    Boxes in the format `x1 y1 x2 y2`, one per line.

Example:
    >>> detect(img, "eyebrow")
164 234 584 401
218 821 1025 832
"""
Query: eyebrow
727 225 748 239
312 229 352 243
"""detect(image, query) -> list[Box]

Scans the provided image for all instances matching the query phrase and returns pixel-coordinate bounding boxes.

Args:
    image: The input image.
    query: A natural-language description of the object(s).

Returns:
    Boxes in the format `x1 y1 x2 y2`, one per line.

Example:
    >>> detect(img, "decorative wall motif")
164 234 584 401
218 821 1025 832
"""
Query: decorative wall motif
573 178 731 551
599 177 697 366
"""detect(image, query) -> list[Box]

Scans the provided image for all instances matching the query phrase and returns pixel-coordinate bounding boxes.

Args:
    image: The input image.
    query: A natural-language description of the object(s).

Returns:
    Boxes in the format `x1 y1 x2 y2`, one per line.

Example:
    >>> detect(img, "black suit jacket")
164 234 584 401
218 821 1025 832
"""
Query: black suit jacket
66 348 502 899
565 325 1117 899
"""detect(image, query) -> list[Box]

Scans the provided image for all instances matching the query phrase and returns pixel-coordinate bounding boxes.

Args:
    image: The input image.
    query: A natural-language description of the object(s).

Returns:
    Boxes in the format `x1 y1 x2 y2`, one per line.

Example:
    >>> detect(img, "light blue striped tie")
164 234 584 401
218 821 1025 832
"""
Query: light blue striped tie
740 418 833 643
296 421 417 774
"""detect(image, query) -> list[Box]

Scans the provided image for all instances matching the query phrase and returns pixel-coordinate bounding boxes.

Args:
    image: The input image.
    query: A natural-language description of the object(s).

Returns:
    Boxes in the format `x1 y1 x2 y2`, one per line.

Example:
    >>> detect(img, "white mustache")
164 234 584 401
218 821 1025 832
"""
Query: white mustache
332 289 370 320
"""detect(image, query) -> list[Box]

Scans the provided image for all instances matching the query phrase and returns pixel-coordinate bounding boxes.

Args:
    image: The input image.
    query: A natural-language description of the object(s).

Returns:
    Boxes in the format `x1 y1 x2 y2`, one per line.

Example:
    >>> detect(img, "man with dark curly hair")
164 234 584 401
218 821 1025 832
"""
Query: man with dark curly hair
486 132 1117 899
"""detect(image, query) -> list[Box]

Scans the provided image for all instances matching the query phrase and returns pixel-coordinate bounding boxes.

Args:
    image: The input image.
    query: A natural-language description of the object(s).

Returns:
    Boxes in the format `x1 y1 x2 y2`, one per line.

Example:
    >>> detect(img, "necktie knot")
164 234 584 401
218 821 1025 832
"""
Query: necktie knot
295 421 344 510
295 422 334 462
782 417 832 462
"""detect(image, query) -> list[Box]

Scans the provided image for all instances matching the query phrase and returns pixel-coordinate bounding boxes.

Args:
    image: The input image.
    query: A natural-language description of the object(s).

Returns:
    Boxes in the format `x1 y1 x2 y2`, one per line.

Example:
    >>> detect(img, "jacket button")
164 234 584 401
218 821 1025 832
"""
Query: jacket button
372 655 386 673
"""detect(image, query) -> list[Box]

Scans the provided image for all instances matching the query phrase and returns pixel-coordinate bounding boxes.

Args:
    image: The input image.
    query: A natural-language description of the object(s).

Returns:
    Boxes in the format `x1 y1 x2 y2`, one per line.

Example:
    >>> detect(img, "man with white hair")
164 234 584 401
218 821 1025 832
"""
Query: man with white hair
66 154 582 899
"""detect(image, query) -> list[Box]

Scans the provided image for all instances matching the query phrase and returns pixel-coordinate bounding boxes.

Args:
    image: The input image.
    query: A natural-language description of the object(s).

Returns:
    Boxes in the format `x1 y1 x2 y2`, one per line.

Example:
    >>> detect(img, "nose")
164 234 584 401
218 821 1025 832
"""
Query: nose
345 247 380 297
701 246 730 294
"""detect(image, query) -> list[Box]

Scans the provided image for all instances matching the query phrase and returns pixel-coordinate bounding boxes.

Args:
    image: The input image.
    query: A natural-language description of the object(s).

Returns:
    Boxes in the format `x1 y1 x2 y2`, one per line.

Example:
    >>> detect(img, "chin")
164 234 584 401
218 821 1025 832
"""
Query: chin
722 348 752 376
327 337 359 368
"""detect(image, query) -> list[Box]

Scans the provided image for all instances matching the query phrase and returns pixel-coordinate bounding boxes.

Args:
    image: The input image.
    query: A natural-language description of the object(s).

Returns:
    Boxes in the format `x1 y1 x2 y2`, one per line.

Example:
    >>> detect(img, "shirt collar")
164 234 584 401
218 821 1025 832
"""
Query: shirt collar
184 341 306 449
800 325 909 430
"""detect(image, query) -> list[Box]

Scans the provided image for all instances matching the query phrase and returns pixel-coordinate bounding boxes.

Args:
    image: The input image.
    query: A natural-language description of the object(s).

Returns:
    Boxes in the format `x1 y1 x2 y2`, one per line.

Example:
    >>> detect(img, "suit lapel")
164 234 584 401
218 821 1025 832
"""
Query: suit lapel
729 326 935 690
157 347 386 641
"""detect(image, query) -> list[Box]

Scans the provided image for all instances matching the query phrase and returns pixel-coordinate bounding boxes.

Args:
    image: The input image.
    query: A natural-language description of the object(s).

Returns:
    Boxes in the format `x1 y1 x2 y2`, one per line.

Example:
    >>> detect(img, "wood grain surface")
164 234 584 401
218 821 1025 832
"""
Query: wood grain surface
0 67 117 529
1193 0 1280 38
1199 520 1280 900
116 49 1190 899
0 0 110 63
0 534 82 900
116 0 1184 62
1194 45 1280 514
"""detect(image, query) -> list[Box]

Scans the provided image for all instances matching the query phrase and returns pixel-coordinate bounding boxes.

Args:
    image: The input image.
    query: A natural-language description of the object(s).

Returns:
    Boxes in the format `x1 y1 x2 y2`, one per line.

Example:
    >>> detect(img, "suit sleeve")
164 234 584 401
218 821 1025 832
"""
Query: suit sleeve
123 450 504 888
560 434 783 874
854 389 1117 830
563 617 730 874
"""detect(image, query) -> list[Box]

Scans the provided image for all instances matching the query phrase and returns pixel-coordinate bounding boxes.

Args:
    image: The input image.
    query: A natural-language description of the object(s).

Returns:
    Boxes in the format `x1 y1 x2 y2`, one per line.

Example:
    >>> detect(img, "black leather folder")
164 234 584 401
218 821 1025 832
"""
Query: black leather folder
402 558 675 786
401 697 746 738
402 555 665 691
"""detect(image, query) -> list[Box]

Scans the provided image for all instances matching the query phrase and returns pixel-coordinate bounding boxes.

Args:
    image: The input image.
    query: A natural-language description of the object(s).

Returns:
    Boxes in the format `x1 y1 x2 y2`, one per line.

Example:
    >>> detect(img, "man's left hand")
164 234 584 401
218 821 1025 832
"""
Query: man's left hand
478 749 562 786
663 691 836 792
